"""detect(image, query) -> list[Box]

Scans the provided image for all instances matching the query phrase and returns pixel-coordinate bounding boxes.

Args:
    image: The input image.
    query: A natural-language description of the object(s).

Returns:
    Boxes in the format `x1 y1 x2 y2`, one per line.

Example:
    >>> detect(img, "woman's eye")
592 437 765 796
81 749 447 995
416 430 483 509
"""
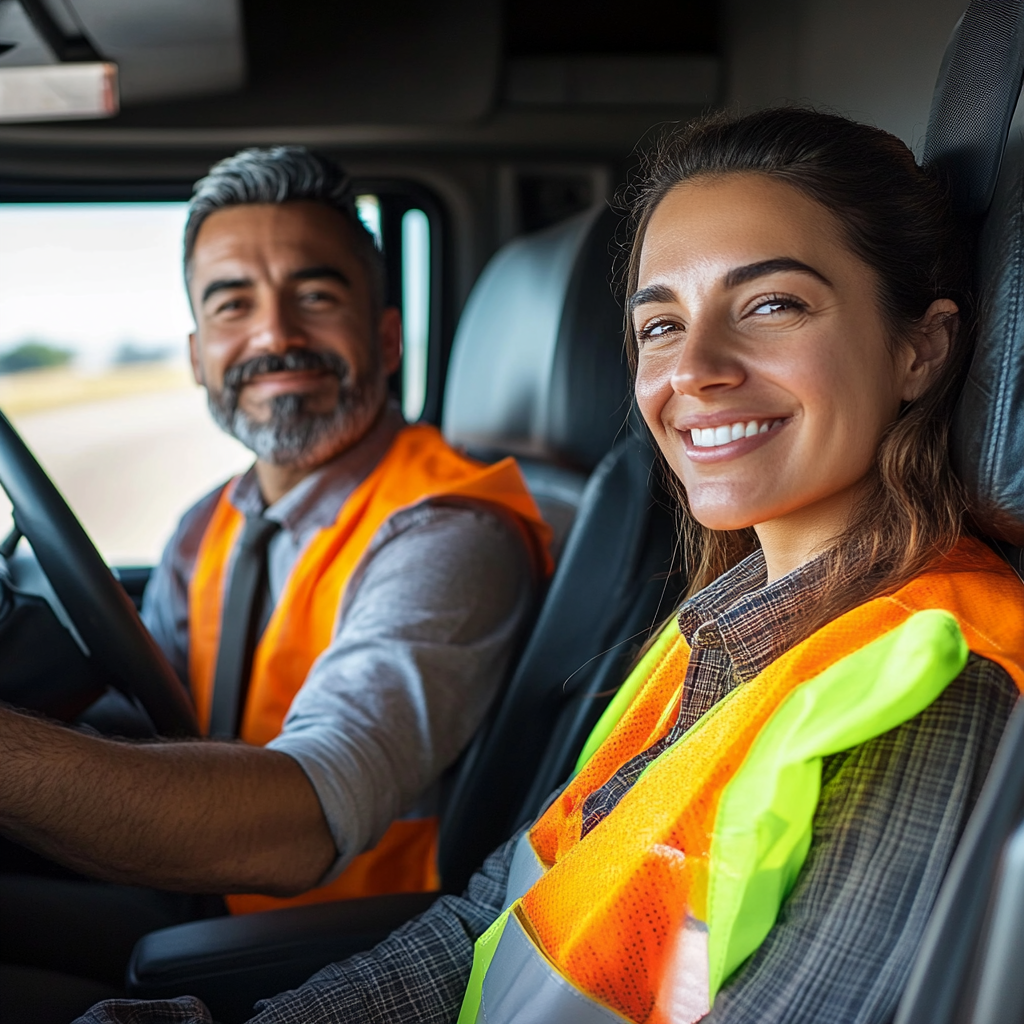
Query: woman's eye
637 320 681 343
748 295 806 317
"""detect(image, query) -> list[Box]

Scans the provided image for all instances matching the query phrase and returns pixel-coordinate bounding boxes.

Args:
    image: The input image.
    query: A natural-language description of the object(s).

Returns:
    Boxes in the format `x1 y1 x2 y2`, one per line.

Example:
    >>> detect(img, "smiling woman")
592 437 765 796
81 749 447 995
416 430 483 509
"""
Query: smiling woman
627 110 972 611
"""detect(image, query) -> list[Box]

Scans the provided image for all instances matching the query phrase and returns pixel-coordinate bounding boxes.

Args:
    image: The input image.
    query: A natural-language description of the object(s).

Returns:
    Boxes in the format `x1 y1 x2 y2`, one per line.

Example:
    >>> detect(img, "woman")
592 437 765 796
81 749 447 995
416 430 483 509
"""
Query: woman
82 108 1024 1024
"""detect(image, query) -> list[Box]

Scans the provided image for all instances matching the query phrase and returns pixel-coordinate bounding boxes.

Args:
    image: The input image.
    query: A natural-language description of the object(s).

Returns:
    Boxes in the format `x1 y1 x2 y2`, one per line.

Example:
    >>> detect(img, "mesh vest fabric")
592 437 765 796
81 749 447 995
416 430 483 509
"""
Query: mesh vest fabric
463 539 1024 1023
186 423 552 913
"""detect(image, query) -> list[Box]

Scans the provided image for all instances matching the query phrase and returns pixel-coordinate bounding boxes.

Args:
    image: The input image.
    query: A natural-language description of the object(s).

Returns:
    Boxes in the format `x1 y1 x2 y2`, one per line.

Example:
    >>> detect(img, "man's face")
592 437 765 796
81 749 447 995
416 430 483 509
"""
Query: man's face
187 200 401 469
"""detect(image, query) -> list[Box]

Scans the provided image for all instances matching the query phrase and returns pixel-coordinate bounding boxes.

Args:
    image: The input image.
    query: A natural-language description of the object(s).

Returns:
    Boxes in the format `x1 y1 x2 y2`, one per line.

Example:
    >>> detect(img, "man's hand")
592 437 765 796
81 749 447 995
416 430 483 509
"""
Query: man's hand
0 705 336 895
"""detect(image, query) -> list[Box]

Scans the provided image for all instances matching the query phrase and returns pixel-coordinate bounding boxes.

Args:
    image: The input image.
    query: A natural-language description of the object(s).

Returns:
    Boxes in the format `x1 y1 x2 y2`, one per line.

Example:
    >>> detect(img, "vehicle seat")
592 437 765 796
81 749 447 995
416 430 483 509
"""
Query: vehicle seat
443 203 630 560
125 207 683 1021
895 1 1024 1021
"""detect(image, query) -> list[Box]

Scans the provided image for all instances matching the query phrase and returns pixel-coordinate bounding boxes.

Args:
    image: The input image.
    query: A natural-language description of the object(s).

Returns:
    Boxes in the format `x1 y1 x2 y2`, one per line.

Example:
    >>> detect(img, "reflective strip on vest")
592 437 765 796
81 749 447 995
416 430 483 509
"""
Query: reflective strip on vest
186 423 552 914
458 598 1023 1024
477 909 631 1024
504 832 546 909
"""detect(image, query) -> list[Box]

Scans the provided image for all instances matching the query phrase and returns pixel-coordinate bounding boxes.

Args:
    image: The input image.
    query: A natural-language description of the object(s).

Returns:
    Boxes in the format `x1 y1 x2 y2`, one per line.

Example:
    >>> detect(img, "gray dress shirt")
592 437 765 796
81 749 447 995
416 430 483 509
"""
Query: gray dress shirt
141 404 538 882
80 547 1017 1024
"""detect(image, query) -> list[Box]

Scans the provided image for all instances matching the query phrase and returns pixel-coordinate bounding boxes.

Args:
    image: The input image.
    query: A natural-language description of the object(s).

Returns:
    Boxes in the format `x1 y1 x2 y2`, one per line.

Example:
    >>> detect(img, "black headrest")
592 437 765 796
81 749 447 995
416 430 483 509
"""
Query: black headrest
925 1 1024 217
929 0 1024 544
442 205 628 472
949 123 1024 544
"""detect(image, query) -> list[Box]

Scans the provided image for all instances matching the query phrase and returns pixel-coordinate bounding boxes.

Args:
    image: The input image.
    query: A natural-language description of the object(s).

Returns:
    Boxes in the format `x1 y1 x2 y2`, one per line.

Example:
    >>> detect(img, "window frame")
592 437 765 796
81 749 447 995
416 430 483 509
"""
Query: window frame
356 178 451 425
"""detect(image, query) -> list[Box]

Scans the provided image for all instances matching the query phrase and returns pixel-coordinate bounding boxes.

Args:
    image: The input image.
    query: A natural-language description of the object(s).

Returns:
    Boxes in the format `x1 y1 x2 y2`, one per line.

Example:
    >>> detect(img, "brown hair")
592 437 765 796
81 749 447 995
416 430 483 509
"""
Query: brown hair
622 108 975 623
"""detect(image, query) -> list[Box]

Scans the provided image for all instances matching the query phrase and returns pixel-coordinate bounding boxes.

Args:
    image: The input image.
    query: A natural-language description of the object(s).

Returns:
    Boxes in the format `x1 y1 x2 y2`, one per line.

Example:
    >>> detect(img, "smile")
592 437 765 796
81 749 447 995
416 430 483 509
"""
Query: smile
690 418 786 448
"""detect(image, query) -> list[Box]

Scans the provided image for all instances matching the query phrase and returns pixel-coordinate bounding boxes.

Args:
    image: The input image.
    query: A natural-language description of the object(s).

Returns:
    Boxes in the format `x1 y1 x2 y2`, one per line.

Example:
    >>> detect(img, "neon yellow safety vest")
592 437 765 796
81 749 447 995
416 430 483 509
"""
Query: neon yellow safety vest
460 538 1024 1023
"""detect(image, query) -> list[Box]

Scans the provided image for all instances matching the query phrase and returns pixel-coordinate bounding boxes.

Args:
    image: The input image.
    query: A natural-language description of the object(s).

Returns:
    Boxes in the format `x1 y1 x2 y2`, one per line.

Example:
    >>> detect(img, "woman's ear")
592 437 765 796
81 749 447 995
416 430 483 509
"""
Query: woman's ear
900 298 958 402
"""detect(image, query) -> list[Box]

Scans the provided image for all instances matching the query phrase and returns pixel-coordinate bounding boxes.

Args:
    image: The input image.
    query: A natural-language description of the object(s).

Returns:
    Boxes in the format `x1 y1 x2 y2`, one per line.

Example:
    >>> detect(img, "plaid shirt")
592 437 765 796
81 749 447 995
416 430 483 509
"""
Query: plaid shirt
79 551 1018 1024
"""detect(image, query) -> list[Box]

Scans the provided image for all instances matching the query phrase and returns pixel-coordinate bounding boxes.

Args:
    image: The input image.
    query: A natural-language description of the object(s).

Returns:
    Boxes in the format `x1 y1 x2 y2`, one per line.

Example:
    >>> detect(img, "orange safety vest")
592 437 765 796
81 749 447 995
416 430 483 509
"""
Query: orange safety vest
466 537 1024 1023
187 423 552 914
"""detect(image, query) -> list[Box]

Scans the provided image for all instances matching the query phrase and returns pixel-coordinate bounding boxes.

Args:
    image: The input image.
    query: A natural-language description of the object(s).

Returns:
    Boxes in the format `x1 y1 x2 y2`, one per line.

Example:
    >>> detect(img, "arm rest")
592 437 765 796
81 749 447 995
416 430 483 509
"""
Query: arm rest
126 891 439 1024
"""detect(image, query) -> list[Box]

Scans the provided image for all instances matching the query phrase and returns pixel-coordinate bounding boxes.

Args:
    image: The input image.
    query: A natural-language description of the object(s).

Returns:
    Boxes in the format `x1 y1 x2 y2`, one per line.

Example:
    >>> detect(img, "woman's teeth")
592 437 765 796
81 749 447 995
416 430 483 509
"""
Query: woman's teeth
690 419 785 448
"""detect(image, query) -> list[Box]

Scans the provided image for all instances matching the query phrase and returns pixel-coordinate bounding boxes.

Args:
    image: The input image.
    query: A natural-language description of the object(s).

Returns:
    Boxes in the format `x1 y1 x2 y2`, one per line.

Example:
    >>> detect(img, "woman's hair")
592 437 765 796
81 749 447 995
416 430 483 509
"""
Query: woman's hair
623 107 975 620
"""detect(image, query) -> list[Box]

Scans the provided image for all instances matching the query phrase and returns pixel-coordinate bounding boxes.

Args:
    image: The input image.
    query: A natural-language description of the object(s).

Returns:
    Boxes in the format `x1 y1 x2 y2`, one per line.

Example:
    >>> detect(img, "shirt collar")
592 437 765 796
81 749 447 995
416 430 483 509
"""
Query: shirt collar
228 401 406 536
677 548 830 683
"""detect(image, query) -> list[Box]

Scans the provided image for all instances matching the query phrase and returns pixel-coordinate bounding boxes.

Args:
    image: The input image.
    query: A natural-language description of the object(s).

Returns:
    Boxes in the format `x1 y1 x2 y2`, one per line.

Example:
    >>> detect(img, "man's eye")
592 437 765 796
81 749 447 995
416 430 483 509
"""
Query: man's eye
300 290 336 305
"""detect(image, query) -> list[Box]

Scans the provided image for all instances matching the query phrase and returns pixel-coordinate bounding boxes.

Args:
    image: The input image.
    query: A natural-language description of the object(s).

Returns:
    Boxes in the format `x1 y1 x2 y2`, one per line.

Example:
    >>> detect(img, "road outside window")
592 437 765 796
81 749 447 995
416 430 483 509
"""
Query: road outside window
0 202 252 566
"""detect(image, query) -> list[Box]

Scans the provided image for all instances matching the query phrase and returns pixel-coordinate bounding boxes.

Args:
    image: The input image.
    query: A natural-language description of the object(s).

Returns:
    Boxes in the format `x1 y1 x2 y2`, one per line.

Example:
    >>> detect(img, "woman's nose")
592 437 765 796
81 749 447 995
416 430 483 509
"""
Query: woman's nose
669 322 745 395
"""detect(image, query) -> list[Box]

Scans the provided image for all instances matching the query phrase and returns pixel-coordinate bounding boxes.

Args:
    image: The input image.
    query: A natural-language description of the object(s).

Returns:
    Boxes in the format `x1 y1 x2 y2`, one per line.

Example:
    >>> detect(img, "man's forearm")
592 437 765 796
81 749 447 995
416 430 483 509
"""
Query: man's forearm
0 706 336 894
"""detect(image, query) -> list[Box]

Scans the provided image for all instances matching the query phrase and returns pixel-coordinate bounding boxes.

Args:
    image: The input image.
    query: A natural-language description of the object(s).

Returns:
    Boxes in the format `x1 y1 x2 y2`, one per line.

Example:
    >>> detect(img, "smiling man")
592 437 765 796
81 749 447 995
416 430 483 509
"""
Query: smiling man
0 147 549 1001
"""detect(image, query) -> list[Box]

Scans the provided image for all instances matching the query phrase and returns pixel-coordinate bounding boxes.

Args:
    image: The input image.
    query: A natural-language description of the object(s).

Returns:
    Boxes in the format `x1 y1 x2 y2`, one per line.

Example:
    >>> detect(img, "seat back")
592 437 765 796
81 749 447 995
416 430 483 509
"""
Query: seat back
896 2 1024 1021
124 204 684 1019
438 433 681 891
443 204 630 557
436 206 684 891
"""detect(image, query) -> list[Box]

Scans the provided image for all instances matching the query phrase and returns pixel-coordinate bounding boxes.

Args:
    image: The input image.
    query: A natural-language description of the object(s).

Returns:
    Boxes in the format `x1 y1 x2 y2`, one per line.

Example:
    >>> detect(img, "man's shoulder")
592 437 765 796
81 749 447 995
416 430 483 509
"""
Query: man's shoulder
178 479 232 534
161 479 235 572
378 497 531 555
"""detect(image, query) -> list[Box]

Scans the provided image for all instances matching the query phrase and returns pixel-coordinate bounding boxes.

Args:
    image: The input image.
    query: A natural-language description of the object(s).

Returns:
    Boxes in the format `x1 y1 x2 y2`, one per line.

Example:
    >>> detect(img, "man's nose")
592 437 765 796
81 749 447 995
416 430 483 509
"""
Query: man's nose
248 295 307 353
669 321 745 396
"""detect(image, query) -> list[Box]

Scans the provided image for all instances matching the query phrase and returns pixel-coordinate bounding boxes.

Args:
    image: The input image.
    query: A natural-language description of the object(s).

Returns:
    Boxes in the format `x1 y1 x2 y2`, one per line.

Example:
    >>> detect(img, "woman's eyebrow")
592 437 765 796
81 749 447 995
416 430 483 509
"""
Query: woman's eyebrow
628 283 676 314
725 257 832 289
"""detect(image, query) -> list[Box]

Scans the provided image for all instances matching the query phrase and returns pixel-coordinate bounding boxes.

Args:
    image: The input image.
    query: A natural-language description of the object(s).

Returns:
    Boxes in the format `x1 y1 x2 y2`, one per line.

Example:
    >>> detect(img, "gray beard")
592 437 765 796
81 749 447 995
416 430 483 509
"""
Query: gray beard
206 350 385 469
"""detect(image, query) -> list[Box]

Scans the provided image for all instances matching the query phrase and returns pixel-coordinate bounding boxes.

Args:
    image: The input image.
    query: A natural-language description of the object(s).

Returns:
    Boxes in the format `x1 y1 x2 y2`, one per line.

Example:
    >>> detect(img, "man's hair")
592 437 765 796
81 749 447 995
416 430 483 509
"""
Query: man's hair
183 146 385 314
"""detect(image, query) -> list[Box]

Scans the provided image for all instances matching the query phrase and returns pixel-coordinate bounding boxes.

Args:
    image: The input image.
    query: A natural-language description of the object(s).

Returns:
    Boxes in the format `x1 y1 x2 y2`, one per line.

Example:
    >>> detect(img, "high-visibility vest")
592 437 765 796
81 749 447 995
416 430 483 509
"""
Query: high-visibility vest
460 537 1024 1024
187 423 552 915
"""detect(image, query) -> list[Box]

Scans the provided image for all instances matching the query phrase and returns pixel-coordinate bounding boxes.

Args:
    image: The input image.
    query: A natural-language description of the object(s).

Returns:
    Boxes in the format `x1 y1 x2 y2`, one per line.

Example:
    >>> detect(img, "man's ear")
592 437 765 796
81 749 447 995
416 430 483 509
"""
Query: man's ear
188 332 204 387
378 307 403 377
901 298 958 402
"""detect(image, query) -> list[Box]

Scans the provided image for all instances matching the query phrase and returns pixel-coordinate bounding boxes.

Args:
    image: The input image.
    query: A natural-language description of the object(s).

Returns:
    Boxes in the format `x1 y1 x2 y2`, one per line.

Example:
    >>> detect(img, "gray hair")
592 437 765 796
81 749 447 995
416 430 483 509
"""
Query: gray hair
184 146 385 313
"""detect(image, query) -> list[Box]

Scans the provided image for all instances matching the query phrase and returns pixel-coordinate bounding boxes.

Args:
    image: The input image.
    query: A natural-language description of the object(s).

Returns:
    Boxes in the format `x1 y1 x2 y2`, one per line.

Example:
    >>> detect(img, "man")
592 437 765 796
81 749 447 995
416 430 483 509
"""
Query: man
0 147 548 997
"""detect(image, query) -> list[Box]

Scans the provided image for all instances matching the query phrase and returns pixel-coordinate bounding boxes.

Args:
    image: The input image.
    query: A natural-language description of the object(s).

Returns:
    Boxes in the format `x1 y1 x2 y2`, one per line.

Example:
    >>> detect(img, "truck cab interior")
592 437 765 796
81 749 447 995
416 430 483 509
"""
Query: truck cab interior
0 1 1023 1022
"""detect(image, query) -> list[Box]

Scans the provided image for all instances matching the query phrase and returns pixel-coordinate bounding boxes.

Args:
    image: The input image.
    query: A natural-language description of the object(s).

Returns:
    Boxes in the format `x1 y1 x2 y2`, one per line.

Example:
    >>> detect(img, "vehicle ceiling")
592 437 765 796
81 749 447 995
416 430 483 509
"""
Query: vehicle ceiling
0 0 974 303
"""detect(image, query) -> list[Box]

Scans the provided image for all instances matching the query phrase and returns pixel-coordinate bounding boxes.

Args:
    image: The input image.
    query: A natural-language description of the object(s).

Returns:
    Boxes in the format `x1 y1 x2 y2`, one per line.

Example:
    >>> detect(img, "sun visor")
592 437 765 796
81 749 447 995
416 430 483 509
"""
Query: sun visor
0 61 116 121
0 0 244 111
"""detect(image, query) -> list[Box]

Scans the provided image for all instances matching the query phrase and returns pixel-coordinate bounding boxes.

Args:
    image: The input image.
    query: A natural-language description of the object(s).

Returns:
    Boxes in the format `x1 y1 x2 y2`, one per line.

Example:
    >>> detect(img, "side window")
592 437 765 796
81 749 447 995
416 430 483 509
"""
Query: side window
0 185 446 568
400 207 431 423
354 188 443 425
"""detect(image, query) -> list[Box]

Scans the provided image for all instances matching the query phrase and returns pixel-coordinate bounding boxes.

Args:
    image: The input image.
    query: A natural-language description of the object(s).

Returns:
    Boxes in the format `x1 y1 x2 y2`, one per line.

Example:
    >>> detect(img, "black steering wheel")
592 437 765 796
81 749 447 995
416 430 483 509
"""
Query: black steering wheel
0 410 199 737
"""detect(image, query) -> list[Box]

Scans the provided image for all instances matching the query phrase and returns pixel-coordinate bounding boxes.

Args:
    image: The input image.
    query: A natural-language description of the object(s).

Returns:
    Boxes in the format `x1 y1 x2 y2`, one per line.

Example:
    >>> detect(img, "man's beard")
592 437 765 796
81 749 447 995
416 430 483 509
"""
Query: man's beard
206 347 385 469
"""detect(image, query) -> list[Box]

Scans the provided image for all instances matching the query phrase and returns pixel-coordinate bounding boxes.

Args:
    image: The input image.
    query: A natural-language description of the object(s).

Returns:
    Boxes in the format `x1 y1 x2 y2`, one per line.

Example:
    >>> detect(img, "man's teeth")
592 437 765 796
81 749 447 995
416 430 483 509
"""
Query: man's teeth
690 419 784 447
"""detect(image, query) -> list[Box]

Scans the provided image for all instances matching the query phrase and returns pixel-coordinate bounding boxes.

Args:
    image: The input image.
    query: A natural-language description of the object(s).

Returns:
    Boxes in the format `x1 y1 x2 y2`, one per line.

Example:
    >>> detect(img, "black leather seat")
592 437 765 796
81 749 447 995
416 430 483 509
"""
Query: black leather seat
124 207 683 1022
894 2 1024 1021
443 203 631 559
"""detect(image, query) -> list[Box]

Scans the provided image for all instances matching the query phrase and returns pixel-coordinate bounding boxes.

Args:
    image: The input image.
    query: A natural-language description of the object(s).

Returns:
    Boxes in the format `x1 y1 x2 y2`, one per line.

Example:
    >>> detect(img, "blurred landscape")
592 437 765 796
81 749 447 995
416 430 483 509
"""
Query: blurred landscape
0 201 253 566
0 351 188 416
0 359 252 566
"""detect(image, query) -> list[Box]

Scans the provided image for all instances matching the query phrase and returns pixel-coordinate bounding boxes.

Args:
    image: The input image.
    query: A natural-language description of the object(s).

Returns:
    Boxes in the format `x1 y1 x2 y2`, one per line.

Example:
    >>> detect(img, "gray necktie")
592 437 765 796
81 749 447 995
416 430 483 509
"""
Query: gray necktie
209 515 280 739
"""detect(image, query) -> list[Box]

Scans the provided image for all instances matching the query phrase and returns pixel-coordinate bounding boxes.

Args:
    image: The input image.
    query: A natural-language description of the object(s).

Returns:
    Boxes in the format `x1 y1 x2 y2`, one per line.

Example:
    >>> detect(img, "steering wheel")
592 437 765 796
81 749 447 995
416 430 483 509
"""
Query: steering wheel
0 410 199 737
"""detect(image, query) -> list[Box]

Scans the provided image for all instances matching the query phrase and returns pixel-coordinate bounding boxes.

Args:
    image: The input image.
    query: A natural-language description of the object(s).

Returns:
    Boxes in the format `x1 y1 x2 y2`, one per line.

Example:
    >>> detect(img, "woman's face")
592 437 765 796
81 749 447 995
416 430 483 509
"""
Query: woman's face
632 173 943 570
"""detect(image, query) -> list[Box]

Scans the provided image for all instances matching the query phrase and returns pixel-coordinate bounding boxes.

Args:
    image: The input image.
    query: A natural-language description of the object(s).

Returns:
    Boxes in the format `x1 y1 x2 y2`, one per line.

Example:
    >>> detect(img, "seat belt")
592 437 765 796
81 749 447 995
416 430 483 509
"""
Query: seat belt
208 514 280 739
